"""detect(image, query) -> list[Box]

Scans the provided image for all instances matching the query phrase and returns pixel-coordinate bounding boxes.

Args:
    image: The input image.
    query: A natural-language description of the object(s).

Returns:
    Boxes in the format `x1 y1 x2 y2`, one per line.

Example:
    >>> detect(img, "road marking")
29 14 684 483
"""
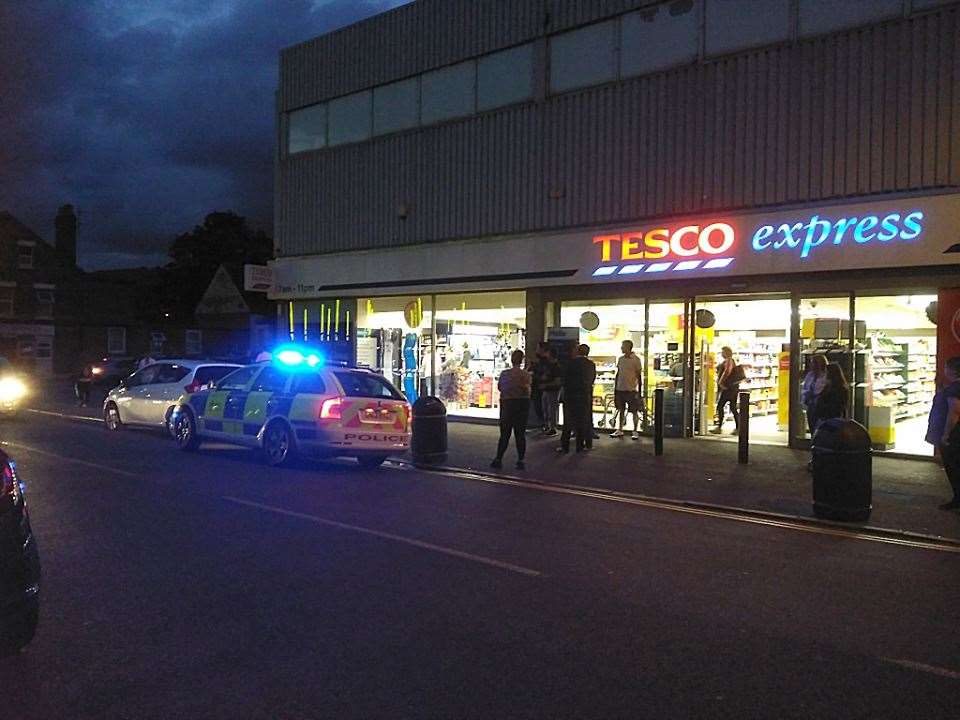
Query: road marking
26 408 102 424
0 441 141 479
881 658 960 680
222 496 544 578
403 464 960 555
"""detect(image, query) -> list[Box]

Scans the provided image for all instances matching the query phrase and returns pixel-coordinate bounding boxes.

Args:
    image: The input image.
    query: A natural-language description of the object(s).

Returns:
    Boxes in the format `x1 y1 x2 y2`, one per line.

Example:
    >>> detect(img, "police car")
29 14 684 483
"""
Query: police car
170 347 410 468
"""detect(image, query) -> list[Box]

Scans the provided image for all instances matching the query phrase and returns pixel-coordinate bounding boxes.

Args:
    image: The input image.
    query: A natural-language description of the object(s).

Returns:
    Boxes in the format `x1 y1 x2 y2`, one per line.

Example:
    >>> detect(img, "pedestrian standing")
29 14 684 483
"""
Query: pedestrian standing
815 363 849 423
539 347 562 436
528 341 548 431
610 339 643 440
925 356 960 511
710 346 742 435
558 344 596 453
491 349 531 470
802 354 828 436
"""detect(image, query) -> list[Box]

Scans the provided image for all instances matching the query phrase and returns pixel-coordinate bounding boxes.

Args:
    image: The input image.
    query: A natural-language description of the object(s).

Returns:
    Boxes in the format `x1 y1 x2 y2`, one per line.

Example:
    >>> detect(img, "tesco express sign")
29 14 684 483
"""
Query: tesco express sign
592 209 925 270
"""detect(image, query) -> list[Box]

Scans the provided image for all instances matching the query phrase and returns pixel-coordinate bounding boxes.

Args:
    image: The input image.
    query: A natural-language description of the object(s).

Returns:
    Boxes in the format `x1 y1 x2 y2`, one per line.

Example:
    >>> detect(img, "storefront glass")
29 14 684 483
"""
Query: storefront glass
355 296 434 402
853 292 938 457
433 291 526 419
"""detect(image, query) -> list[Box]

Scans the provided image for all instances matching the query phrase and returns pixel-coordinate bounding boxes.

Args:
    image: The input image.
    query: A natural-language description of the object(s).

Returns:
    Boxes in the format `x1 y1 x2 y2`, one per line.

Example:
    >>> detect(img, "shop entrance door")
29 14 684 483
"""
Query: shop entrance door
691 295 792 445
645 300 693 438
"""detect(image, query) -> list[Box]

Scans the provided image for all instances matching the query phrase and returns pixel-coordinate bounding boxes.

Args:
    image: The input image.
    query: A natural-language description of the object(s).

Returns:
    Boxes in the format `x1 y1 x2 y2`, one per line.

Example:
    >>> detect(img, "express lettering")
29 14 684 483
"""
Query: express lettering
594 223 735 262
752 211 924 258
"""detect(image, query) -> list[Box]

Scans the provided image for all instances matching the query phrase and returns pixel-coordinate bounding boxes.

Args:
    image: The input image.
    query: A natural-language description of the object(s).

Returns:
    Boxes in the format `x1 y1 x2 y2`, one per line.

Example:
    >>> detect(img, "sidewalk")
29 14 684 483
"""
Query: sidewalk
25 377 960 541
433 423 960 542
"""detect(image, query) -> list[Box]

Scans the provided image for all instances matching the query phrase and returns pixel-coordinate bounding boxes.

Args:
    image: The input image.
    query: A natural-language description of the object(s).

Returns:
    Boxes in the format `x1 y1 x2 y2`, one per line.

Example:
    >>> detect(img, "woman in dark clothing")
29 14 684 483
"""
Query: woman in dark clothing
926 356 960 510
815 363 849 426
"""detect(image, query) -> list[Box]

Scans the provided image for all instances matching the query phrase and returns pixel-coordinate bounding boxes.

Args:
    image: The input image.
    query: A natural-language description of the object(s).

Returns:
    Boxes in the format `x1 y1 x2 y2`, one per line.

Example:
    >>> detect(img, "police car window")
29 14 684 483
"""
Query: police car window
334 371 403 399
156 364 190 384
252 366 289 393
292 372 327 395
193 365 236 387
216 365 258 390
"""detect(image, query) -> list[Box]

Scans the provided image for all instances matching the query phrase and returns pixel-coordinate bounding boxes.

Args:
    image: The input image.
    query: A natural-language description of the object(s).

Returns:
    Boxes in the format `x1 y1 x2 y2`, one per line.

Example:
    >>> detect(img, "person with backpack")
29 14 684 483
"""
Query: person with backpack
710 346 743 435
815 362 850 424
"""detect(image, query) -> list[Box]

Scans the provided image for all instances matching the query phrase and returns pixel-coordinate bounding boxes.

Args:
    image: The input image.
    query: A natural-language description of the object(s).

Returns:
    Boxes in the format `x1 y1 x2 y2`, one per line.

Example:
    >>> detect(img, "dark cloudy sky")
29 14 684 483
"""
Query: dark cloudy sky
0 0 411 269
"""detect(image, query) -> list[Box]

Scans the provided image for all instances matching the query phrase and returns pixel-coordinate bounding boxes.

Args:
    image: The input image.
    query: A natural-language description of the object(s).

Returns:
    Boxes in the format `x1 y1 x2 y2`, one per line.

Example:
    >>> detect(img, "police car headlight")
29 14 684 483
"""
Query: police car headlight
0 377 28 402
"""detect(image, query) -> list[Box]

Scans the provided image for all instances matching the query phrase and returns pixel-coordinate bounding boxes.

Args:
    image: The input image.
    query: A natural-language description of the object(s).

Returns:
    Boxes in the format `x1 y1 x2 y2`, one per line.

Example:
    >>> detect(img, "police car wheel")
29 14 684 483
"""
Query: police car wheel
263 422 296 467
357 454 389 469
104 403 123 431
174 411 200 451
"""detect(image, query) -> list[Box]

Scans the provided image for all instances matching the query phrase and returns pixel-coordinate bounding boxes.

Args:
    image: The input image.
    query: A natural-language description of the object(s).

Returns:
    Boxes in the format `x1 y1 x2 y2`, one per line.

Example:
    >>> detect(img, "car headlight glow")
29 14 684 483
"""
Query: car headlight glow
0 377 28 402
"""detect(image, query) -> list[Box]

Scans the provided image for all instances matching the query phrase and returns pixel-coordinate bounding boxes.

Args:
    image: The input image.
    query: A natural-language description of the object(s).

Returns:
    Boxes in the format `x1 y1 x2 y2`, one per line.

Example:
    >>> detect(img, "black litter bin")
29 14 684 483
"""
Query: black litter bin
811 418 872 522
411 396 448 467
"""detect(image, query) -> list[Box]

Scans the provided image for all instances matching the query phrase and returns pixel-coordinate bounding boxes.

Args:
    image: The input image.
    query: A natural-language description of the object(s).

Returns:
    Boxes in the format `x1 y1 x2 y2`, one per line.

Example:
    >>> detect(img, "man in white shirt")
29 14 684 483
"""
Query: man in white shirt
611 340 643 439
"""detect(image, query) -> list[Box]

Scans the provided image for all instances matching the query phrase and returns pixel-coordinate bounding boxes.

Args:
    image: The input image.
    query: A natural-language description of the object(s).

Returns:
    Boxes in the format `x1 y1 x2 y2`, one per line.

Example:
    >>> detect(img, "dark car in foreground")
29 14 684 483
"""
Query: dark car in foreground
0 449 40 655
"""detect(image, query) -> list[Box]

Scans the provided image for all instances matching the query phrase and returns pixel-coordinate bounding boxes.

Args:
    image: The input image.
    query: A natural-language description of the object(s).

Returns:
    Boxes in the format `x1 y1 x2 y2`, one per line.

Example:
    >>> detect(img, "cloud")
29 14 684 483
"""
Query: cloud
0 0 410 269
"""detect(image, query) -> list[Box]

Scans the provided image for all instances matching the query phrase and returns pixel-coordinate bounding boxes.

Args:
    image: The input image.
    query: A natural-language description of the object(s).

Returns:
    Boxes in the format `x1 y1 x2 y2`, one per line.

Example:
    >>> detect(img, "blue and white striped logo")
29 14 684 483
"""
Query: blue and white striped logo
592 257 734 278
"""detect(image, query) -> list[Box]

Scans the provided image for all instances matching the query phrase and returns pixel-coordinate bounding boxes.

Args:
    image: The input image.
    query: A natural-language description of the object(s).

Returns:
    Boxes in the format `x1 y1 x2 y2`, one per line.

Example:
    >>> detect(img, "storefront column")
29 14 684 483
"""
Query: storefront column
525 288 544 358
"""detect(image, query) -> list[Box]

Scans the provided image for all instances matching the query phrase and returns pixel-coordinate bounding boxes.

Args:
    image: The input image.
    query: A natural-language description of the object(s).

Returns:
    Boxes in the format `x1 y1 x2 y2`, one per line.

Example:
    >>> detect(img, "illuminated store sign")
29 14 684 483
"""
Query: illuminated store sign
751 210 923 258
592 206 926 279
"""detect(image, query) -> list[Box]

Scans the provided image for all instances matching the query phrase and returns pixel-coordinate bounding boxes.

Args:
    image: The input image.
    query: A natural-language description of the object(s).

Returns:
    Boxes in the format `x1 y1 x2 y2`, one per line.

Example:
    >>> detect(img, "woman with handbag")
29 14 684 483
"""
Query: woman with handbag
710 346 743 435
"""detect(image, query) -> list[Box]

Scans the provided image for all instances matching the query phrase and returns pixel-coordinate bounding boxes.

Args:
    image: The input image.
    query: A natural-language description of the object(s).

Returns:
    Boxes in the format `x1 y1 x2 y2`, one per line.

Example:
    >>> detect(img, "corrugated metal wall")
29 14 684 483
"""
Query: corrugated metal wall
276 4 960 257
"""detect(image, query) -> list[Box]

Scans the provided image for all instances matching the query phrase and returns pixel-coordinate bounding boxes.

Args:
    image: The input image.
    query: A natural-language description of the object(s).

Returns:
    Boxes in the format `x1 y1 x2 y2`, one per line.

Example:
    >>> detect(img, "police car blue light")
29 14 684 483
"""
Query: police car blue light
272 346 325 369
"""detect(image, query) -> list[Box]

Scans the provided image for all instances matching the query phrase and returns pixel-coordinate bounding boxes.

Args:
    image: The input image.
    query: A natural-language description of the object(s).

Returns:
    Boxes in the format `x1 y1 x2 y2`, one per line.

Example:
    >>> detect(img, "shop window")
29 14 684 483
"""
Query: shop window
290 298 356 366
288 103 326 154
621 2 700 78
0 285 14 318
17 243 34 269
550 20 617 94
477 43 534 111
798 0 901 38
373 77 419 135
185 330 202 356
705 0 791 56
434 292 526 420
420 61 476 125
854 293 938 457
356 295 434 402
107 326 127 355
34 287 54 319
328 90 372 147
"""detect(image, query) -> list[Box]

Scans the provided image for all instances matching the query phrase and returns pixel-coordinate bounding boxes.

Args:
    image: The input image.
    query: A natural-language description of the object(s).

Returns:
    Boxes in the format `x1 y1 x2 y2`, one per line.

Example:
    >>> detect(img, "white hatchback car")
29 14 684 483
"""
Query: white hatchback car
103 359 241 433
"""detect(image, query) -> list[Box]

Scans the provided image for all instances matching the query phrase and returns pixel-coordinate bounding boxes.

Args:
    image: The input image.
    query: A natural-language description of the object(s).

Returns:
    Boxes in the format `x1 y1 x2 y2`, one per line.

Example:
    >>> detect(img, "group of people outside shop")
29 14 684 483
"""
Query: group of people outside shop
489 339 960 513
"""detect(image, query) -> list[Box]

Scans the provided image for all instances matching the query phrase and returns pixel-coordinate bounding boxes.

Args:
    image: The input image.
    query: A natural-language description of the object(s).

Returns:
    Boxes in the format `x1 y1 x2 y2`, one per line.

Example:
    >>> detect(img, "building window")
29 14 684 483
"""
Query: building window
34 287 54 319
705 0 791 56
420 60 476 125
17 243 34 269
107 327 127 355
621 2 700 78
799 0 902 38
0 285 14 318
288 103 327 154
550 20 617 94
328 90 372 147
477 43 534 112
373 77 419 135
185 329 202 356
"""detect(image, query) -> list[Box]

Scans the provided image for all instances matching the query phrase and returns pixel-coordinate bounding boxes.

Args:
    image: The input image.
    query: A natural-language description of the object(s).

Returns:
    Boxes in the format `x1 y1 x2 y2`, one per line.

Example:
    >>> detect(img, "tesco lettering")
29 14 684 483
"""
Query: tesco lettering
752 211 923 258
594 222 735 262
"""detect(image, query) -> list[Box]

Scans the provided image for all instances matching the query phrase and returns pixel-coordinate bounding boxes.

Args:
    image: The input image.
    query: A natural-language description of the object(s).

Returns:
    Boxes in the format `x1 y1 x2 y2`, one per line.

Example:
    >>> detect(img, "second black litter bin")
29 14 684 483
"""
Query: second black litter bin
811 418 873 522
411 396 448 467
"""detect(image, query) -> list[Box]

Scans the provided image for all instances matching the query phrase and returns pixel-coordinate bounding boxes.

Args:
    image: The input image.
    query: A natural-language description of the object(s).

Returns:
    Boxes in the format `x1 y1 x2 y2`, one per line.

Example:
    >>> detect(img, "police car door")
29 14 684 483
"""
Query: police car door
241 366 291 446
200 365 259 440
